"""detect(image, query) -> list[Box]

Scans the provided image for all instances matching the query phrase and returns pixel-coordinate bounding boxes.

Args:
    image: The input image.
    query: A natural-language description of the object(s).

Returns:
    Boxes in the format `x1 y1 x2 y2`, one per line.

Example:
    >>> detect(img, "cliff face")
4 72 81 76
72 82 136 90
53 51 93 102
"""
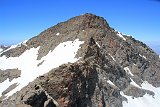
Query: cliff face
0 14 160 107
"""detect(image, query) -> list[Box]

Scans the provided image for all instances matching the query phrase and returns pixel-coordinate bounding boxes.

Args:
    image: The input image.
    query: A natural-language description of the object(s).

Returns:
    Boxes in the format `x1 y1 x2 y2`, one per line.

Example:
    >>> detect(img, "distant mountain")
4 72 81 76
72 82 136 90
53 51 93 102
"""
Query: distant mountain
146 43 160 55
0 14 160 107
0 45 9 53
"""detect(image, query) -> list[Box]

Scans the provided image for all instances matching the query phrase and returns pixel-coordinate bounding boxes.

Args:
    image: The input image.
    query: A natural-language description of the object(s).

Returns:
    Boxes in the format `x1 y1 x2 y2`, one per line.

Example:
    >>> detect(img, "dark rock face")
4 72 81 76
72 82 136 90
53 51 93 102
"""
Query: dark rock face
4 83 58 107
1 13 160 107
24 91 47 107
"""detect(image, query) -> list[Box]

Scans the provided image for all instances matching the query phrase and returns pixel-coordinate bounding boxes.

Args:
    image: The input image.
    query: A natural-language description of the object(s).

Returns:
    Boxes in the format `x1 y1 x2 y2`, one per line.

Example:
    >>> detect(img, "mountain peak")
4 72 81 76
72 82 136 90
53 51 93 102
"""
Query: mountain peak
1 14 160 107
69 13 110 29
1 13 110 59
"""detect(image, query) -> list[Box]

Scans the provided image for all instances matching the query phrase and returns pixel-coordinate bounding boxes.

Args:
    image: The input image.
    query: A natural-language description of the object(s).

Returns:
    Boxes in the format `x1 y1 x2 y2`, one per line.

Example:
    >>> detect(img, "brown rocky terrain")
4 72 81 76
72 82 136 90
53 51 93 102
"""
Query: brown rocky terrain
0 69 21 83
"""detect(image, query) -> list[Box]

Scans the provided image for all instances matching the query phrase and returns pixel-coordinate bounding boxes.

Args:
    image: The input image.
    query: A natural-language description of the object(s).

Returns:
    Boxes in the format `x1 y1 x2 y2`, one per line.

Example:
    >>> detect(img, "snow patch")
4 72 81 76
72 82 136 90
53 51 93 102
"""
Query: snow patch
56 33 60 36
17 40 28 47
109 53 116 61
116 31 126 41
21 39 28 46
0 79 13 96
2 40 28 53
96 42 100 47
124 67 134 76
0 47 40 97
130 78 141 88
121 81 160 107
107 80 116 87
0 39 84 97
17 39 28 45
139 54 146 59
3 45 17 53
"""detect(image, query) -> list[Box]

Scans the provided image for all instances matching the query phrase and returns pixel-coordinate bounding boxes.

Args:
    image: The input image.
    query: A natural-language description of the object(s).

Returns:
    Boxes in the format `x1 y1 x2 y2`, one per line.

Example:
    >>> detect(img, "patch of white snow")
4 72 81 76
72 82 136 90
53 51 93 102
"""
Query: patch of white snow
130 78 141 88
56 33 60 36
17 39 28 47
96 42 100 47
139 54 146 59
3 45 17 53
21 40 28 46
2 40 28 53
107 80 116 87
109 53 116 61
116 31 126 41
124 67 134 76
121 81 160 107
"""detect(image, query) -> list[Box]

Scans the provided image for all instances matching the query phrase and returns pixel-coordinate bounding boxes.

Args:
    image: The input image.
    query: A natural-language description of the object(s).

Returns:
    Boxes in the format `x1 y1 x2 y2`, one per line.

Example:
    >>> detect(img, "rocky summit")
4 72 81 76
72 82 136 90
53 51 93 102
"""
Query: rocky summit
0 13 160 107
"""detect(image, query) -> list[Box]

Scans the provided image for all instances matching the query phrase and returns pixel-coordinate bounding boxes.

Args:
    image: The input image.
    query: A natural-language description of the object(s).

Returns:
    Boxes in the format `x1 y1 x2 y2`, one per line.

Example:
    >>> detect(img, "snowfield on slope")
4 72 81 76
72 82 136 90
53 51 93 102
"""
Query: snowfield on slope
122 67 160 107
0 39 84 97
121 81 160 107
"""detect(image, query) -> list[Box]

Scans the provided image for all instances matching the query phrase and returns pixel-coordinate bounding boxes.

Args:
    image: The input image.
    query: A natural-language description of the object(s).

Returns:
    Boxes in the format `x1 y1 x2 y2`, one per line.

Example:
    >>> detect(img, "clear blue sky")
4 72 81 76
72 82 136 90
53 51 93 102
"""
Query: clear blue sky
0 0 160 47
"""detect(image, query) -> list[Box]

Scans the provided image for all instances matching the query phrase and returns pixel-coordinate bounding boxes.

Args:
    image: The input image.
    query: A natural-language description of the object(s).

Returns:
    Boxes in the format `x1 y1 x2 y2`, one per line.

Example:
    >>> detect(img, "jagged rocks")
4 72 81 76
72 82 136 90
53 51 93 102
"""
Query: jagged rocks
5 83 58 107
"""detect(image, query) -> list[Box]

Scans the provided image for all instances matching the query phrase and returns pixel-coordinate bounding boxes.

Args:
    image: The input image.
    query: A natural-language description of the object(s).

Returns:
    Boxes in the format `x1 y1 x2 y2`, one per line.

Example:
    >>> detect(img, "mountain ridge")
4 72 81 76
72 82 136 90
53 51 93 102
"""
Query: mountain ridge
0 13 160 107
